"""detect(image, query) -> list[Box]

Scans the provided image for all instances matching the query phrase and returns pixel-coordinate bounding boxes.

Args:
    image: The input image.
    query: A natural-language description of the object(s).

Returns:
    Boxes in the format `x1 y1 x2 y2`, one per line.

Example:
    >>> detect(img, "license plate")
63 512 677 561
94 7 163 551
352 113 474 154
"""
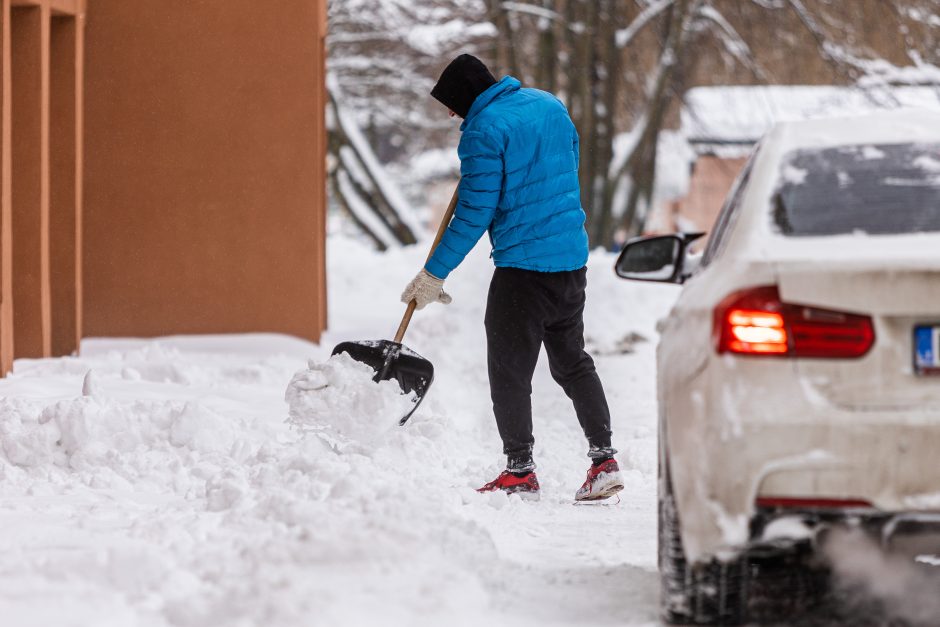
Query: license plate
914 325 940 375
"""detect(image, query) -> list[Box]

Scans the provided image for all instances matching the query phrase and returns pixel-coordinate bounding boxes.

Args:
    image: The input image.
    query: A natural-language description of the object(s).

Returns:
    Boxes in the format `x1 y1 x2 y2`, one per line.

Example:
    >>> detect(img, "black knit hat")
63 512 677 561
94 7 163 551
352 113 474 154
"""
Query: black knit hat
431 54 498 119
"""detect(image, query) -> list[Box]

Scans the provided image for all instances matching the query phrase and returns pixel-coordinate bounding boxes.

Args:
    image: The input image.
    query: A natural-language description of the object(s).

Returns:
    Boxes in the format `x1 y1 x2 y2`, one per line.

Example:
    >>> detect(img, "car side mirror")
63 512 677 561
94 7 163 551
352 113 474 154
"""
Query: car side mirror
614 232 705 284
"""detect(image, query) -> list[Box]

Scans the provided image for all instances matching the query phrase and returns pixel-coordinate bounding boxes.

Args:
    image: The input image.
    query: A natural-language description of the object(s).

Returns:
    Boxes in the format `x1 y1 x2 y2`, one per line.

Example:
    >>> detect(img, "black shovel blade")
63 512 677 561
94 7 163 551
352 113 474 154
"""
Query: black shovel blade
331 340 434 425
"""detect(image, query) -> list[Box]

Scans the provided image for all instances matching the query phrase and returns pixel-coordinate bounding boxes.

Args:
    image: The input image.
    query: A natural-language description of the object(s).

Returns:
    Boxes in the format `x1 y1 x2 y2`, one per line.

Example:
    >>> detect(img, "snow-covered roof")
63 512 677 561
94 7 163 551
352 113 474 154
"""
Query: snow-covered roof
681 85 940 156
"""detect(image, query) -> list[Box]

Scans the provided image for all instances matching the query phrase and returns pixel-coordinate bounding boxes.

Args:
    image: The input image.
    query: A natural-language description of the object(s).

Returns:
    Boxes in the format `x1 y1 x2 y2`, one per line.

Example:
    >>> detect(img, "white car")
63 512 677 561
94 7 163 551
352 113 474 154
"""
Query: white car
616 110 940 624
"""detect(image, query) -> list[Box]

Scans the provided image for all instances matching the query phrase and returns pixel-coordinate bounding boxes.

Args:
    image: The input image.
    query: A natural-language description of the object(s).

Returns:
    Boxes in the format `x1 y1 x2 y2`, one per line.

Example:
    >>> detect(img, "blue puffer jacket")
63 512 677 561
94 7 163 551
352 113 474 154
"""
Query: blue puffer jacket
424 76 588 280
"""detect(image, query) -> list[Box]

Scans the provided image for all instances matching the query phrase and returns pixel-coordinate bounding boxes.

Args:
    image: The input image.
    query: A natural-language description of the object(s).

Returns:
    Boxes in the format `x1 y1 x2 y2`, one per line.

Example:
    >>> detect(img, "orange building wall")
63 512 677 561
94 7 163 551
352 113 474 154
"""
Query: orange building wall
82 0 328 341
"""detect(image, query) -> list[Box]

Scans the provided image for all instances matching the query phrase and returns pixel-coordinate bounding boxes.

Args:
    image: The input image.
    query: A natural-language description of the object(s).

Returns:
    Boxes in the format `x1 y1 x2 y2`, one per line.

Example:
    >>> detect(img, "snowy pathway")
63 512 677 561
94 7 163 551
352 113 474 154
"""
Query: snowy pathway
0 238 677 626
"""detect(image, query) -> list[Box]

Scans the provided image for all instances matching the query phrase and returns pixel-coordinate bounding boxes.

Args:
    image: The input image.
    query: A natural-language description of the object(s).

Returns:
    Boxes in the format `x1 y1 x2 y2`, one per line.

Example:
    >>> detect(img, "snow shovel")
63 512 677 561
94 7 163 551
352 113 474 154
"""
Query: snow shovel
331 185 459 426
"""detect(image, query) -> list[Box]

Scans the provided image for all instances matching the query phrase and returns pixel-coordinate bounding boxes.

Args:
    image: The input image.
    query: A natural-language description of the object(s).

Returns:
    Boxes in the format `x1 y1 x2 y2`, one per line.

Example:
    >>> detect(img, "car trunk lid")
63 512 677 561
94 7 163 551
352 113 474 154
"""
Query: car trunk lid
777 253 940 411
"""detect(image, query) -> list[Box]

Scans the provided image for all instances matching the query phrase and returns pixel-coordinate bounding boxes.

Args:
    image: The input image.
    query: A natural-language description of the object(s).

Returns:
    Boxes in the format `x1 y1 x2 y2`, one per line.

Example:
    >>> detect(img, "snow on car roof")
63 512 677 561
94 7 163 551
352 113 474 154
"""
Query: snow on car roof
765 108 940 153
727 110 940 264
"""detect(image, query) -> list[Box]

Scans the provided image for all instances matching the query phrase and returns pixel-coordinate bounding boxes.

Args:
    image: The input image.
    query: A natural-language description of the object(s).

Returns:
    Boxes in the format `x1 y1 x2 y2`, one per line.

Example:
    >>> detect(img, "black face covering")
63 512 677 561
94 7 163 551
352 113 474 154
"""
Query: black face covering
430 54 498 119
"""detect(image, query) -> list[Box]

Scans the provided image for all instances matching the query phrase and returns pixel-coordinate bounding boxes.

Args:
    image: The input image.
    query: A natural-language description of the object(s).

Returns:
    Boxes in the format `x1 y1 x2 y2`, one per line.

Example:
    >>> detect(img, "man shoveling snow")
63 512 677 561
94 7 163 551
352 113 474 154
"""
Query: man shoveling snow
400 54 624 502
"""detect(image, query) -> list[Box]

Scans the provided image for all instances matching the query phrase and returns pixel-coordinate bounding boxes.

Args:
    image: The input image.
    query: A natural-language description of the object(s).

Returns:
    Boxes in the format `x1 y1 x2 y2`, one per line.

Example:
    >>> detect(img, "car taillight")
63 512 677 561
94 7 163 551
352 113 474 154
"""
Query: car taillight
714 286 874 358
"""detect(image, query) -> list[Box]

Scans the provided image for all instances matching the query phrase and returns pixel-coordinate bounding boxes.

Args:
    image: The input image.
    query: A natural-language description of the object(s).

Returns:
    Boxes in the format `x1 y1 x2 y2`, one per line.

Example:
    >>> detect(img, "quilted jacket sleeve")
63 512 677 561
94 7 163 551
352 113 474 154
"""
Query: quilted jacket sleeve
424 128 504 279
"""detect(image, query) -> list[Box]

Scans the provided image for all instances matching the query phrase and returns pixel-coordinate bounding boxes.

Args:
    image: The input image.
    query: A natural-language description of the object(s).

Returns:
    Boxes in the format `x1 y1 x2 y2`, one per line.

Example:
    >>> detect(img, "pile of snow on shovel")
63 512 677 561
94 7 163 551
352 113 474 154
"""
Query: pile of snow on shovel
285 352 417 447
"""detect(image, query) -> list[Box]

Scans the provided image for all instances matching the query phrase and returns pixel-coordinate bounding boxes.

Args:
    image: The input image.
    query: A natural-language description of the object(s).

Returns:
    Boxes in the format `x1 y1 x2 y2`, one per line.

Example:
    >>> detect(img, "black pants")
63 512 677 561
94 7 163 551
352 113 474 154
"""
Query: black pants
484 266 613 468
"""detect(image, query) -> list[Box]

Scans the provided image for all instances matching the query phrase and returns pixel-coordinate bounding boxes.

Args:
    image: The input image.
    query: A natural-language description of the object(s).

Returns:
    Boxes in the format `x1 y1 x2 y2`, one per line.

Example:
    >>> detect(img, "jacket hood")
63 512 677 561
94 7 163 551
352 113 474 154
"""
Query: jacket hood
430 54 498 119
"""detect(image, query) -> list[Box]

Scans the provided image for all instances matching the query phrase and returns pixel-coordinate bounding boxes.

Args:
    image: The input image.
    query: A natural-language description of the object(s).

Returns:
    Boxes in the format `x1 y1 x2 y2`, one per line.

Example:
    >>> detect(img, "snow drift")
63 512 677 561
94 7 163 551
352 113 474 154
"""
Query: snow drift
0 238 675 626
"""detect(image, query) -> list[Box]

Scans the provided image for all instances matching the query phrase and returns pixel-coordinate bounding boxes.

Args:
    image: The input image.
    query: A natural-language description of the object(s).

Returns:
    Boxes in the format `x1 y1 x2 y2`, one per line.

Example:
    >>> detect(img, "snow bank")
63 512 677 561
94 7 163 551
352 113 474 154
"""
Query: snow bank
0 395 239 489
0 349 505 626
0 237 677 626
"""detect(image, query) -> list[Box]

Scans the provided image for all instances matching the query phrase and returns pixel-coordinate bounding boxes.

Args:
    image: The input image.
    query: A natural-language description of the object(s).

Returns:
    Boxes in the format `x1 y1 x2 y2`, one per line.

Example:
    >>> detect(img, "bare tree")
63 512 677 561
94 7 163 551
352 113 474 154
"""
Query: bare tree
326 0 493 249
615 0 700 240
488 0 522 77
594 0 939 244
327 0 940 249
328 78 421 248
328 0 493 161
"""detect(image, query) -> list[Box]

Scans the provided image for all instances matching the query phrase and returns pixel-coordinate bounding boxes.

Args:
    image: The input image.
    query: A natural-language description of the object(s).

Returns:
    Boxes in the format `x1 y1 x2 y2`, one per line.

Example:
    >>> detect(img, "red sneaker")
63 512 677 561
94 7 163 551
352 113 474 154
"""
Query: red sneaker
477 470 540 500
575 459 624 501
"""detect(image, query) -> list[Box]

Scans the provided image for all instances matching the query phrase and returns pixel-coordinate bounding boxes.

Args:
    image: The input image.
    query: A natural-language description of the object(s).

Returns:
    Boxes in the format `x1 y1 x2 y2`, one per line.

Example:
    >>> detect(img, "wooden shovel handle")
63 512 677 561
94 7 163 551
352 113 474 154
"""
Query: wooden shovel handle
394 184 460 343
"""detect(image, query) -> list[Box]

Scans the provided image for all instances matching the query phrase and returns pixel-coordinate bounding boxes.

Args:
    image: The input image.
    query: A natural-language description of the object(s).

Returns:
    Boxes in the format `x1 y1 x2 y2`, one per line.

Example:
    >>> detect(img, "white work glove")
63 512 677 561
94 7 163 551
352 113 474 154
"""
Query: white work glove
400 269 452 310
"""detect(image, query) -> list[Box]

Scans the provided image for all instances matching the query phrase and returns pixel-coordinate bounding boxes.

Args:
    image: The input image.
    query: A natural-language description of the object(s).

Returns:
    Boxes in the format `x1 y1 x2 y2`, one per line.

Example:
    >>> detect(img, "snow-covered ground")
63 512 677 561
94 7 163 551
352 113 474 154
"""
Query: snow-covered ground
0 237 678 627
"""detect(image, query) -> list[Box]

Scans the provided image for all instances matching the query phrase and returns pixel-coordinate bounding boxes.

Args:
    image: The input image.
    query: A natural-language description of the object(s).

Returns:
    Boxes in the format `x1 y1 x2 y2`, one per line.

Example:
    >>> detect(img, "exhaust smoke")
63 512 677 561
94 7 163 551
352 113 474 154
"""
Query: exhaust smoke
821 527 940 626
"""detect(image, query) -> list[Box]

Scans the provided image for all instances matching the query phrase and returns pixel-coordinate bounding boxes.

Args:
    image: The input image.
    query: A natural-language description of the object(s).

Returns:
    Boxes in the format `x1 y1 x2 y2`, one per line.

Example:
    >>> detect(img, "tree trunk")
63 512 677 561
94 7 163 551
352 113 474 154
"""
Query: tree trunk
535 0 558 91
488 0 521 77
591 0 621 248
574 0 600 240
328 86 420 248
617 0 699 239
328 129 391 251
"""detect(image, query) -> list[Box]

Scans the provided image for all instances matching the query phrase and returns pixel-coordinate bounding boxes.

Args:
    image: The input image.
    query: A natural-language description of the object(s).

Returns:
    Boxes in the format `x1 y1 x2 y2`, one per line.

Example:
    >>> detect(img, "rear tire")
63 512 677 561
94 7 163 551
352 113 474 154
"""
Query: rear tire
658 475 748 625
746 545 828 622
658 472 835 624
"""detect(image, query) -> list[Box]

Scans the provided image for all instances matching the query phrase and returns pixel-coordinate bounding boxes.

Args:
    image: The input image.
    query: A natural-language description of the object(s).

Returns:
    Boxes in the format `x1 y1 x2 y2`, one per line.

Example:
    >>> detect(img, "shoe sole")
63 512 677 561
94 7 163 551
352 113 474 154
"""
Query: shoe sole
575 482 624 502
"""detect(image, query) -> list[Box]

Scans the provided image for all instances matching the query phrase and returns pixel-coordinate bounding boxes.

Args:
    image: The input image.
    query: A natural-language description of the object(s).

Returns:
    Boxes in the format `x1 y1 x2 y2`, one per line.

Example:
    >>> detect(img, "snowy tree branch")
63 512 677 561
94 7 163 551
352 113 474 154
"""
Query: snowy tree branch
328 75 421 247
617 0 675 48
697 5 770 82
500 1 561 22
784 0 849 71
336 170 398 250
749 0 785 8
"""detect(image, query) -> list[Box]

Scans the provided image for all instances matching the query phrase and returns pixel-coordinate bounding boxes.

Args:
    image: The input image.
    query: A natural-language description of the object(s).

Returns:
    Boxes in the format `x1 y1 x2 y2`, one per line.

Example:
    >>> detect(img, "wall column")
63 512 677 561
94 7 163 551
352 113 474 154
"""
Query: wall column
315 0 327 332
11 3 51 360
49 10 81 356
0 0 13 373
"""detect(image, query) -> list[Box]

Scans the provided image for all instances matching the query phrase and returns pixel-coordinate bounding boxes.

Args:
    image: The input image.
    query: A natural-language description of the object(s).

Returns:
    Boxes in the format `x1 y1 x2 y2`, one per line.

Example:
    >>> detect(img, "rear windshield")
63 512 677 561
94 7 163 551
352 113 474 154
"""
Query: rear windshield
773 142 940 236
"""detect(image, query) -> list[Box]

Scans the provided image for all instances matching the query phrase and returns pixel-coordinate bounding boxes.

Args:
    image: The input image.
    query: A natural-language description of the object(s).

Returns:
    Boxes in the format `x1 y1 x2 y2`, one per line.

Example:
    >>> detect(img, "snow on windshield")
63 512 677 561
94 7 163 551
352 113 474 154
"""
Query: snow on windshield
781 164 809 185
859 145 886 160
913 154 940 172
772 142 940 237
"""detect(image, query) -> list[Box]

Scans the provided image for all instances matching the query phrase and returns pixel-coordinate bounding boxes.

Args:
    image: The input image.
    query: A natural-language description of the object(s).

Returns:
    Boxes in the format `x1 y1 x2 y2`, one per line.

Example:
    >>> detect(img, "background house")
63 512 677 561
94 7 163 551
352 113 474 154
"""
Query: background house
649 85 940 240
0 0 328 374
